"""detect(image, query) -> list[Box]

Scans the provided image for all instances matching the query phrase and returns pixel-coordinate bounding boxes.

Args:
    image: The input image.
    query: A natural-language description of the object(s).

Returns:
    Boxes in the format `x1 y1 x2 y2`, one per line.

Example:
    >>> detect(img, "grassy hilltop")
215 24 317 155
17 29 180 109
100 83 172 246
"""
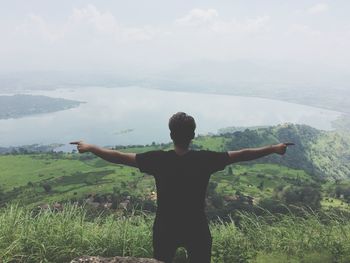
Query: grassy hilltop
1 123 350 262
1 123 350 211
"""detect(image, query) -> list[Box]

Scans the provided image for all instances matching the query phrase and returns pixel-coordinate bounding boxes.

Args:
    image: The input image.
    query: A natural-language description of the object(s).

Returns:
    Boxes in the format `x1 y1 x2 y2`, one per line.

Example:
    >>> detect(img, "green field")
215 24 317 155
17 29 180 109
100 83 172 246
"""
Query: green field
0 151 347 213
1 123 350 212
0 153 154 207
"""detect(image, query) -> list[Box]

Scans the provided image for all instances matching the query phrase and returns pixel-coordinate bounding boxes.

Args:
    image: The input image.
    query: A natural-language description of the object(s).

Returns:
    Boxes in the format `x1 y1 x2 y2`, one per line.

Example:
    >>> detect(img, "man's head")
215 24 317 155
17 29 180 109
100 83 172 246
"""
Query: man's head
168 112 196 148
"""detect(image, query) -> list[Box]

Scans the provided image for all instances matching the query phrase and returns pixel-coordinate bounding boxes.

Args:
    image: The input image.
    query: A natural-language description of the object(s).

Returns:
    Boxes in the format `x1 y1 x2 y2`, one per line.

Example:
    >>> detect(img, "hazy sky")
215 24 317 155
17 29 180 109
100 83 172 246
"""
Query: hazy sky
1 0 349 74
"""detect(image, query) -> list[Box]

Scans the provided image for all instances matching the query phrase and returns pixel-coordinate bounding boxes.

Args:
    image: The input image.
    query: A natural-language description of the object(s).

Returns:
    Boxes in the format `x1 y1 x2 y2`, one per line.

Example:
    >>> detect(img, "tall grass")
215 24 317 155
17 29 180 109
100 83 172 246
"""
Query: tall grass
1 204 350 262
212 210 350 262
0 205 153 262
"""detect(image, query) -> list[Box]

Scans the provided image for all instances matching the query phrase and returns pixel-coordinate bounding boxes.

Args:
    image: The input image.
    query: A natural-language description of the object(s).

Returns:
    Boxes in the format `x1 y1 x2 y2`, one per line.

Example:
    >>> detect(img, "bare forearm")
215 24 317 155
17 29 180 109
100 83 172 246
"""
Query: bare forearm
71 142 137 167
91 146 137 167
228 144 283 164
236 145 275 161
89 145 124 163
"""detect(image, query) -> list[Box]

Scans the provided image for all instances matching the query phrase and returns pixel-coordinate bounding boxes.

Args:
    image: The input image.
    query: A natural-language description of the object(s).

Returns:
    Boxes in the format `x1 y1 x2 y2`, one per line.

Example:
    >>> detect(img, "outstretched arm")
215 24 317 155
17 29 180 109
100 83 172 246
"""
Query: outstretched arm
70 141 137 167
228 142 294 164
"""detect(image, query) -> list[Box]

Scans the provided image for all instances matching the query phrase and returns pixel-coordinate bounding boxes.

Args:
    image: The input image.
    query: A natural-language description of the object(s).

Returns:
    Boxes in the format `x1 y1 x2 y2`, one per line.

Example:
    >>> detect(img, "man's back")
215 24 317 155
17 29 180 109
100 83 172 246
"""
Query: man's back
136 150 229 223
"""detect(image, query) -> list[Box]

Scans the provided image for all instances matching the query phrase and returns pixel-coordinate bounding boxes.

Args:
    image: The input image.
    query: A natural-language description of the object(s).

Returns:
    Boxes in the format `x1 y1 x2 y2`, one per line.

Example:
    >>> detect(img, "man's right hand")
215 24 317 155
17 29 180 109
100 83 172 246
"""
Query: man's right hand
70 141 92 153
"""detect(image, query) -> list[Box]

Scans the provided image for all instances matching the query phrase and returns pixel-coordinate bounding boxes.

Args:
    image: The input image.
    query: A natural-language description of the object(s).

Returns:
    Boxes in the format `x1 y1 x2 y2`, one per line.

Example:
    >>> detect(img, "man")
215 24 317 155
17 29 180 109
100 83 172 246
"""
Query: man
71 112 293 263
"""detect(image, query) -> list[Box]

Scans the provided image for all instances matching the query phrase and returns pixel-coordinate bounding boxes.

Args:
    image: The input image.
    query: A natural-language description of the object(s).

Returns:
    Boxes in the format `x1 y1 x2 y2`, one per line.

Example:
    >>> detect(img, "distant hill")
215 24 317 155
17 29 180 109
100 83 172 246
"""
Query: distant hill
149 60 350 114
218 123 350 180
0 143 64 154
0 94 83 119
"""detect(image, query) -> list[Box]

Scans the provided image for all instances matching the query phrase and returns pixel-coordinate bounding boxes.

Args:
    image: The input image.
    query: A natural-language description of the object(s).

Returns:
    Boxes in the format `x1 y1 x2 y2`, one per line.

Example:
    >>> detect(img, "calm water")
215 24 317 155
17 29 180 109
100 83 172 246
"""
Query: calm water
0 86 341 151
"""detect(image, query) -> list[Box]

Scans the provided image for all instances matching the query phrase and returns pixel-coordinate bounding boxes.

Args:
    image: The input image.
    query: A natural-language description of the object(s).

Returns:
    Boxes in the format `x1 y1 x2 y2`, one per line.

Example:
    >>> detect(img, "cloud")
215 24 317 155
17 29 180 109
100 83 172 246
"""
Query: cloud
67 5 158 42
308 3 329 14
15 14 63 42
174 8 219 27
3 4 348 73
174 8 270 34
15 4 157 43
288 24 321 36
210 16 270 34
13 6 271 53
69 4 118 34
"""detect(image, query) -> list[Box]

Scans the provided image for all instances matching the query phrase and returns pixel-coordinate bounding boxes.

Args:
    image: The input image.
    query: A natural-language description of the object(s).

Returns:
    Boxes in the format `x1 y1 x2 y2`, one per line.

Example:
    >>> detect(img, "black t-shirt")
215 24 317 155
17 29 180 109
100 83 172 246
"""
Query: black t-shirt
136 150 230 223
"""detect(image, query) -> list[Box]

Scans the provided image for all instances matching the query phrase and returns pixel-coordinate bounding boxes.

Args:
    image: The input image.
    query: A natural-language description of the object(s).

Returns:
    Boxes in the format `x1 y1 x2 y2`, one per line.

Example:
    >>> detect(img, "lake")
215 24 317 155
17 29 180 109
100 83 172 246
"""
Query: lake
0 86 341 151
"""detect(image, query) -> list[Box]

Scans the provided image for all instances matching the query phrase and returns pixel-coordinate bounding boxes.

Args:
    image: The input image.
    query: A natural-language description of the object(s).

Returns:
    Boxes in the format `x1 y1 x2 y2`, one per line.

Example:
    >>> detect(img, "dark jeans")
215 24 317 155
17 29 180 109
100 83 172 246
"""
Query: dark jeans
152 218 212 263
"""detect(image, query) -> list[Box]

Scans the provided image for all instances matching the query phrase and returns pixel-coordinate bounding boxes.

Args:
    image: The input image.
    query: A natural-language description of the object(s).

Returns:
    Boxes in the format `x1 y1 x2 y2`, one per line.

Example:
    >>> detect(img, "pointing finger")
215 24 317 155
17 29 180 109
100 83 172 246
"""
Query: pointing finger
70 141 82 145
285 142 295 146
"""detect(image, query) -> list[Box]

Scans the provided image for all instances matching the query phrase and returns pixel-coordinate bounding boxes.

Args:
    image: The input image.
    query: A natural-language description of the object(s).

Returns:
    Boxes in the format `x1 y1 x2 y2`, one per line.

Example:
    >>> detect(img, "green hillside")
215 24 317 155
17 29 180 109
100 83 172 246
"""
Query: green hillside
1 123 350 214
221 123 350 179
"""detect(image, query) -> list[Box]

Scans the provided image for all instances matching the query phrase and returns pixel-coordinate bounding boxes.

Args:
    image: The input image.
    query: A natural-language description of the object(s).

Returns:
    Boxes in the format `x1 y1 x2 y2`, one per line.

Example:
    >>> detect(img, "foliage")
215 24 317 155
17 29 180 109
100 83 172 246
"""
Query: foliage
1 123 350 218
223 123 350 180
2 205 350 262
274 185 322 210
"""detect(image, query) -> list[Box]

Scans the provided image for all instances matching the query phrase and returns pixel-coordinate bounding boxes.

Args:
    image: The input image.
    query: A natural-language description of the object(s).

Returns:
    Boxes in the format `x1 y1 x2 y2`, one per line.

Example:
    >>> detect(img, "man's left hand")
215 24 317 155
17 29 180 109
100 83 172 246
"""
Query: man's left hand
274 142 295 155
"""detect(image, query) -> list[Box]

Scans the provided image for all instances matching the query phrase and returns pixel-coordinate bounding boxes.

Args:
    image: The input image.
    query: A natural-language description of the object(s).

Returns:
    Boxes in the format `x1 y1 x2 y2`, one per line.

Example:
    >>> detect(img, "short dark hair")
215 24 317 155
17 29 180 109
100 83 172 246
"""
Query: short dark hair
168 112 196 147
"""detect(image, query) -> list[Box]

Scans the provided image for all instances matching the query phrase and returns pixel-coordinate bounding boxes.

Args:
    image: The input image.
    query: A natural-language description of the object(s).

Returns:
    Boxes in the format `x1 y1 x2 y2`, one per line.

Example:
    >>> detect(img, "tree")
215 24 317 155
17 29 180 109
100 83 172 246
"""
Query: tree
279 185 321 210
0 185 5 202
258 181 264 191
42 183 52 193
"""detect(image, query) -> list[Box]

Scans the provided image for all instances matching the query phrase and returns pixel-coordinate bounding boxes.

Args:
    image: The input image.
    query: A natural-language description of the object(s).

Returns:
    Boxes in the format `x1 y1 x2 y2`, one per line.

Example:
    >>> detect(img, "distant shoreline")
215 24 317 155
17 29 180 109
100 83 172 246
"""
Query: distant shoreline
0 86 344 149
146 86 350 116
3 84 346 116
0 94 83 120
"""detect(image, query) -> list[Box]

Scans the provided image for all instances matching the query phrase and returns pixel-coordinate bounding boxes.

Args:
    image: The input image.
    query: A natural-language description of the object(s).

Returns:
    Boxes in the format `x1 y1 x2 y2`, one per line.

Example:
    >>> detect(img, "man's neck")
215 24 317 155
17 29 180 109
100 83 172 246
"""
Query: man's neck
174 145 189 156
